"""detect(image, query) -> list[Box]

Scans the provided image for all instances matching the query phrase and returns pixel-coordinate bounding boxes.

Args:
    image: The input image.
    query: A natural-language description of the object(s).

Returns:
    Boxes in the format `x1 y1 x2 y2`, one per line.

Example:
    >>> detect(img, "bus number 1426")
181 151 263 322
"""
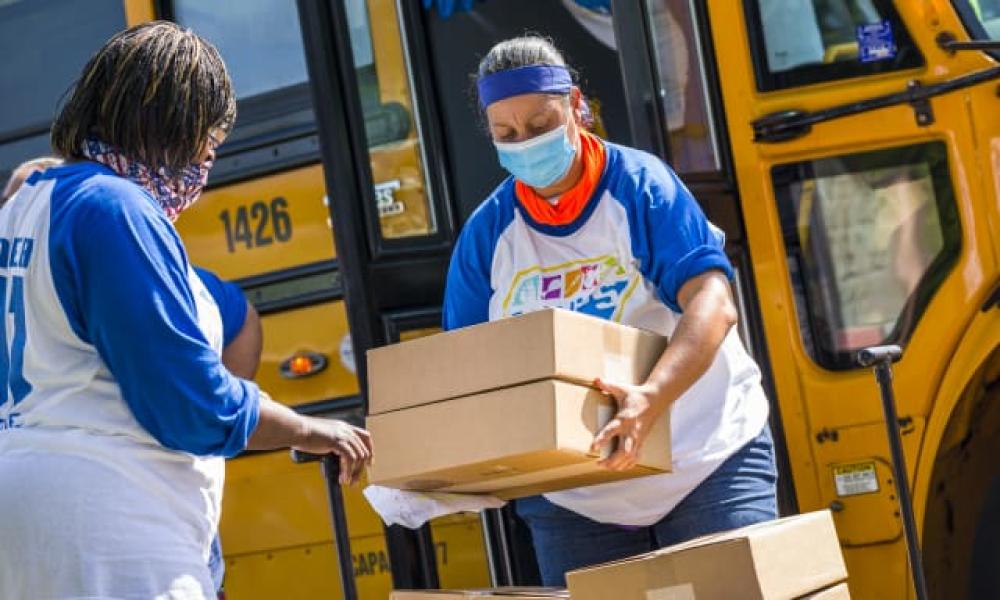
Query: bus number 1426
219 198 293 253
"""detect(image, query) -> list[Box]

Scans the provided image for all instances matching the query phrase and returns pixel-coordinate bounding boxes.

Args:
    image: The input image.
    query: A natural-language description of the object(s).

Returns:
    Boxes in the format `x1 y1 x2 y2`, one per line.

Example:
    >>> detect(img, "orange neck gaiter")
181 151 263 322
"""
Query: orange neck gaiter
515 131 607 227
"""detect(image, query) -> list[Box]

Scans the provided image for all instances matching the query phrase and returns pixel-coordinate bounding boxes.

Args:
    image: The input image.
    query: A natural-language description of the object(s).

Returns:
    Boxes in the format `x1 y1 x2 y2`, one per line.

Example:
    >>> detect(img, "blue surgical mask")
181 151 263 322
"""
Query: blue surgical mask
494 124 577 188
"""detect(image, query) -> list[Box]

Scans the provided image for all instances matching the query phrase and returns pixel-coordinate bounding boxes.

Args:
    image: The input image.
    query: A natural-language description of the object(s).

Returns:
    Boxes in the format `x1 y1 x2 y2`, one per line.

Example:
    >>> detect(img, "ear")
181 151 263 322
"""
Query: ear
569 86 585 126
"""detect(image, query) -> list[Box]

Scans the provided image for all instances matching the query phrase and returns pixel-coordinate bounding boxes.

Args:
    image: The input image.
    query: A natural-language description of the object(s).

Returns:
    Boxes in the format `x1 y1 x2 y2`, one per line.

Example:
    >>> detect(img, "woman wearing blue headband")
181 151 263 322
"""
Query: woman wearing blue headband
443 36 777 585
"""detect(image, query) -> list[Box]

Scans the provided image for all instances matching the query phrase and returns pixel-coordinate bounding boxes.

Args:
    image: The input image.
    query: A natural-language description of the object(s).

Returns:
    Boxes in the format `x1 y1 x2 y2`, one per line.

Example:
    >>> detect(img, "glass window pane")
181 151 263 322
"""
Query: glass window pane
953 0 1000 40
172 0 309 99
0 0 125 137
773 143 962 370
746 0 923 91
345 0 438 240
645 0 721 173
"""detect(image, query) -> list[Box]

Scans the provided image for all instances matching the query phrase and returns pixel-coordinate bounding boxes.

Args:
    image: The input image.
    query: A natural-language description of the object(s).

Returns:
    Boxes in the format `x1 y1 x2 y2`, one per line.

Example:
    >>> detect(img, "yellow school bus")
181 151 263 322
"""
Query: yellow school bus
0 1 996 598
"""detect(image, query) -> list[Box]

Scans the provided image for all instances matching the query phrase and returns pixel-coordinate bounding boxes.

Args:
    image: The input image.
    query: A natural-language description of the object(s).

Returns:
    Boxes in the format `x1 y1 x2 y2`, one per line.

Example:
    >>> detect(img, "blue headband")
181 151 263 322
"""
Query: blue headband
477 64 573 109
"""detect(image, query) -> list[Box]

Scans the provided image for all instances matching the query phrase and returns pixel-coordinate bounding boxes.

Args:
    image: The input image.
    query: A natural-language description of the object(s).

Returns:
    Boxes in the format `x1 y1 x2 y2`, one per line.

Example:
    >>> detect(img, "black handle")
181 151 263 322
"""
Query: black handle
858 345 929 600
289 450 357 600
290 449 323 464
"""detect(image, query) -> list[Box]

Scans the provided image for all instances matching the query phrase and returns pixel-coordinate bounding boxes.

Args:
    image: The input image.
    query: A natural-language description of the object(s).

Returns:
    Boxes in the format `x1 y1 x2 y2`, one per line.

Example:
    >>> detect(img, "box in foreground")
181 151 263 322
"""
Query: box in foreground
566 510 847 600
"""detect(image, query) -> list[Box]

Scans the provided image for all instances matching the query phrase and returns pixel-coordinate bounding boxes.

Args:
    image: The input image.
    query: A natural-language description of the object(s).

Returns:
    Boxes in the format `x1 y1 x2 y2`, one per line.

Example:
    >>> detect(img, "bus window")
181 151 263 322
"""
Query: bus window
0 0 125 173
772 142 961 370
744 0 923 91
345 0 437 240
953 0 1000 42
172 0 309 99
644 0 721 174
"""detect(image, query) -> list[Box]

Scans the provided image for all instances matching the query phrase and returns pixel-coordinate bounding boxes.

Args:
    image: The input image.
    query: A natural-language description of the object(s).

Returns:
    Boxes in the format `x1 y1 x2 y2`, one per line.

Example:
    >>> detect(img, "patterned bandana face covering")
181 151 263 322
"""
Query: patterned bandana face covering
81 137 214 222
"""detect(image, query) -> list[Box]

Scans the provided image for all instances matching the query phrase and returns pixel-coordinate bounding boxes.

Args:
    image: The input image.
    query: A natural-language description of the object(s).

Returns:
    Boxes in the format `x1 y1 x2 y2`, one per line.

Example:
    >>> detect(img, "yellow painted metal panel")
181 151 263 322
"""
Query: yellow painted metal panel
255 301 360 408
122 0 156 25
221 453 489 599
224 535 389 600
221 452 384 557
175 164 335 280
431 515 491 590
811 419 925 546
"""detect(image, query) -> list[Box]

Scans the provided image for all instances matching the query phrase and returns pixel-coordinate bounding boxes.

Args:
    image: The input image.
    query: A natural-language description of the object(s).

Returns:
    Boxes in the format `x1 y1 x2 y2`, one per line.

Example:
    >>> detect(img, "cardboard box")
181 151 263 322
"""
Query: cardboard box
566 511 847 600
391 588 568 600
367 309 668 415
801 583 850 599
368 380 670 495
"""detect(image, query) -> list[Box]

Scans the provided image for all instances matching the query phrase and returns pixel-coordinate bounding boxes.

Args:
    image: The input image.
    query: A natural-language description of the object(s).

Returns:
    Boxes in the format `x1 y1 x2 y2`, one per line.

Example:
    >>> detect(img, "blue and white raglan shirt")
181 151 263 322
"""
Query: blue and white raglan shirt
444 142 770 527
195 265 248 348
193 265 249 592
0 162 259 598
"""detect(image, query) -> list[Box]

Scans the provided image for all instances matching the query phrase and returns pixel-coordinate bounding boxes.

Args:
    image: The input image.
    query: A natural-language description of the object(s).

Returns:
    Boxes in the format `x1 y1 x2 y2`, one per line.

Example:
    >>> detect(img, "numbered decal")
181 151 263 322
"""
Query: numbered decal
220 197 293 253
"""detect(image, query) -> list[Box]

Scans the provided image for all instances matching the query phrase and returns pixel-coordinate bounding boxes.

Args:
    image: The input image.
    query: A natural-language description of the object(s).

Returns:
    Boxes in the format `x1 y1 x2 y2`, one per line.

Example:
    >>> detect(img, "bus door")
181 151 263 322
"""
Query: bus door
701 2 999 597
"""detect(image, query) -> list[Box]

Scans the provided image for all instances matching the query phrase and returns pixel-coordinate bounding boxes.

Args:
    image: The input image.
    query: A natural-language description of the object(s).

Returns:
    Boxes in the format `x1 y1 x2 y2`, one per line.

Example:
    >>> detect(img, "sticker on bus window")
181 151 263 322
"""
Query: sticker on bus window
856 21 897 63
833 461 880 497
375 180 404 217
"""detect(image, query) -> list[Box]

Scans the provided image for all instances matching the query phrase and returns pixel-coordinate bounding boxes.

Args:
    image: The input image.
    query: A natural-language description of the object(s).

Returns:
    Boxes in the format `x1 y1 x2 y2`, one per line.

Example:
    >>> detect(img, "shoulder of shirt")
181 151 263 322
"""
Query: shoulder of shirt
601 141 681 207
459 175 518 242
46 162 163 226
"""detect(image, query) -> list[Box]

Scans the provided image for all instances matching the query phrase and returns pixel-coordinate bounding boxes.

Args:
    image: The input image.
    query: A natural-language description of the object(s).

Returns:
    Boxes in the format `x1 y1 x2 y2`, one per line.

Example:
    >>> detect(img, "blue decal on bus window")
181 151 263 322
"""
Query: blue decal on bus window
857 21 897 63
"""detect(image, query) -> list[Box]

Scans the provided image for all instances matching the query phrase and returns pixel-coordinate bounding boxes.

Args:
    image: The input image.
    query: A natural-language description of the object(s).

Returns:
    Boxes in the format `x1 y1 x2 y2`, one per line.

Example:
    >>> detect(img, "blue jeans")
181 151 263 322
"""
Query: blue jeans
208 535 224 592
515 425 778 586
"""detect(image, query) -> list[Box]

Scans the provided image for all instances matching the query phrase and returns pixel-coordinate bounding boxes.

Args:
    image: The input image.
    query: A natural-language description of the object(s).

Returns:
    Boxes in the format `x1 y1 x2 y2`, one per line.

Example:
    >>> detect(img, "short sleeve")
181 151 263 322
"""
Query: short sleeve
629 167 734 312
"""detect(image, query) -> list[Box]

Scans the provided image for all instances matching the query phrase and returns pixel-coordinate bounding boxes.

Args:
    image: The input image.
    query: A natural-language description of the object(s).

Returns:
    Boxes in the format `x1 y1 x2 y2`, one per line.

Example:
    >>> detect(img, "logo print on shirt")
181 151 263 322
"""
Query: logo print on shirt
502 255 638 321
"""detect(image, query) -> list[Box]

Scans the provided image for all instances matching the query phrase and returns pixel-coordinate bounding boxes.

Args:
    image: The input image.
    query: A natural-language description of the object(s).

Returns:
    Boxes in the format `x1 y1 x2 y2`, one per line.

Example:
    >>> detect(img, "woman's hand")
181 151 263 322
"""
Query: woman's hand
590 378 666 471
248 395 372 485
294 417 373 485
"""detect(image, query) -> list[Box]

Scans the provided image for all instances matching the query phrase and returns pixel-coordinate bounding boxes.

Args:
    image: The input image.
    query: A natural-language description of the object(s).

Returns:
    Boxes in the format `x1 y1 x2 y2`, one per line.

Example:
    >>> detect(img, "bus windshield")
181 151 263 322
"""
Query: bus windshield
953 0 1000 40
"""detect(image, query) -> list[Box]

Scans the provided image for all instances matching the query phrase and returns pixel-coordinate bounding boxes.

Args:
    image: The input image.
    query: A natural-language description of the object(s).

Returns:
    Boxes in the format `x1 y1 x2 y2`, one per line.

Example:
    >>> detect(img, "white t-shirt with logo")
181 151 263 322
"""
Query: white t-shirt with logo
443 141 769 526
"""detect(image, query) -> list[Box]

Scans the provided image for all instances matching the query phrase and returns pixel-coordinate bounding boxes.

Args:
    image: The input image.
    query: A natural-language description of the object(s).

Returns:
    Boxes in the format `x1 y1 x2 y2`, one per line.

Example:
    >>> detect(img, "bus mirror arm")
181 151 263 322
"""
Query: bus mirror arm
936 31 1000 54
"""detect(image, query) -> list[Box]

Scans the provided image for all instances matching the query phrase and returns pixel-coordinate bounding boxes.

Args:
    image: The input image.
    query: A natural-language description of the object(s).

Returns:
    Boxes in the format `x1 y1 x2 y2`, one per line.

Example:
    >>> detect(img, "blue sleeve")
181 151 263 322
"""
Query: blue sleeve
194 266 248 347
443 189 519 330
49 175 259 457
443 227 492 331
628 166 734 313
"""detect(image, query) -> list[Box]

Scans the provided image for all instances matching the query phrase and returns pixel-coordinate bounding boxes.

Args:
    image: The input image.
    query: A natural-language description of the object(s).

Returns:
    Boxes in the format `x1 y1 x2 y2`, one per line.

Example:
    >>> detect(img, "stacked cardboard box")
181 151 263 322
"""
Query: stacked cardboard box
391 588 568 599
366 309 671 498
565 511 850 600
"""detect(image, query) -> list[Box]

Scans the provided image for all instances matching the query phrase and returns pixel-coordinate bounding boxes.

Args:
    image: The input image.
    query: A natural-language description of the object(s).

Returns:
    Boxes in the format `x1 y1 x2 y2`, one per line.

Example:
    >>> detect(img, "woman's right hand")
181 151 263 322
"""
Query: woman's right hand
294 417 373 485
247 394 372 485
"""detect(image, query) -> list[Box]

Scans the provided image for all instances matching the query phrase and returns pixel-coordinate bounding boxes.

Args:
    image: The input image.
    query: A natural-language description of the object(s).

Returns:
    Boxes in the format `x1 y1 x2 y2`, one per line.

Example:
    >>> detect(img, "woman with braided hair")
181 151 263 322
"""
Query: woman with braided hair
0 22 370 599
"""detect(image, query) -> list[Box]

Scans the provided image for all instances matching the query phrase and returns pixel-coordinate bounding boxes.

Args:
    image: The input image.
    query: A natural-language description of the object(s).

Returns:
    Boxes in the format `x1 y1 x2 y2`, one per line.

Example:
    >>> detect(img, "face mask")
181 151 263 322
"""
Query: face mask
494 123 577 188
82 137 213 222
